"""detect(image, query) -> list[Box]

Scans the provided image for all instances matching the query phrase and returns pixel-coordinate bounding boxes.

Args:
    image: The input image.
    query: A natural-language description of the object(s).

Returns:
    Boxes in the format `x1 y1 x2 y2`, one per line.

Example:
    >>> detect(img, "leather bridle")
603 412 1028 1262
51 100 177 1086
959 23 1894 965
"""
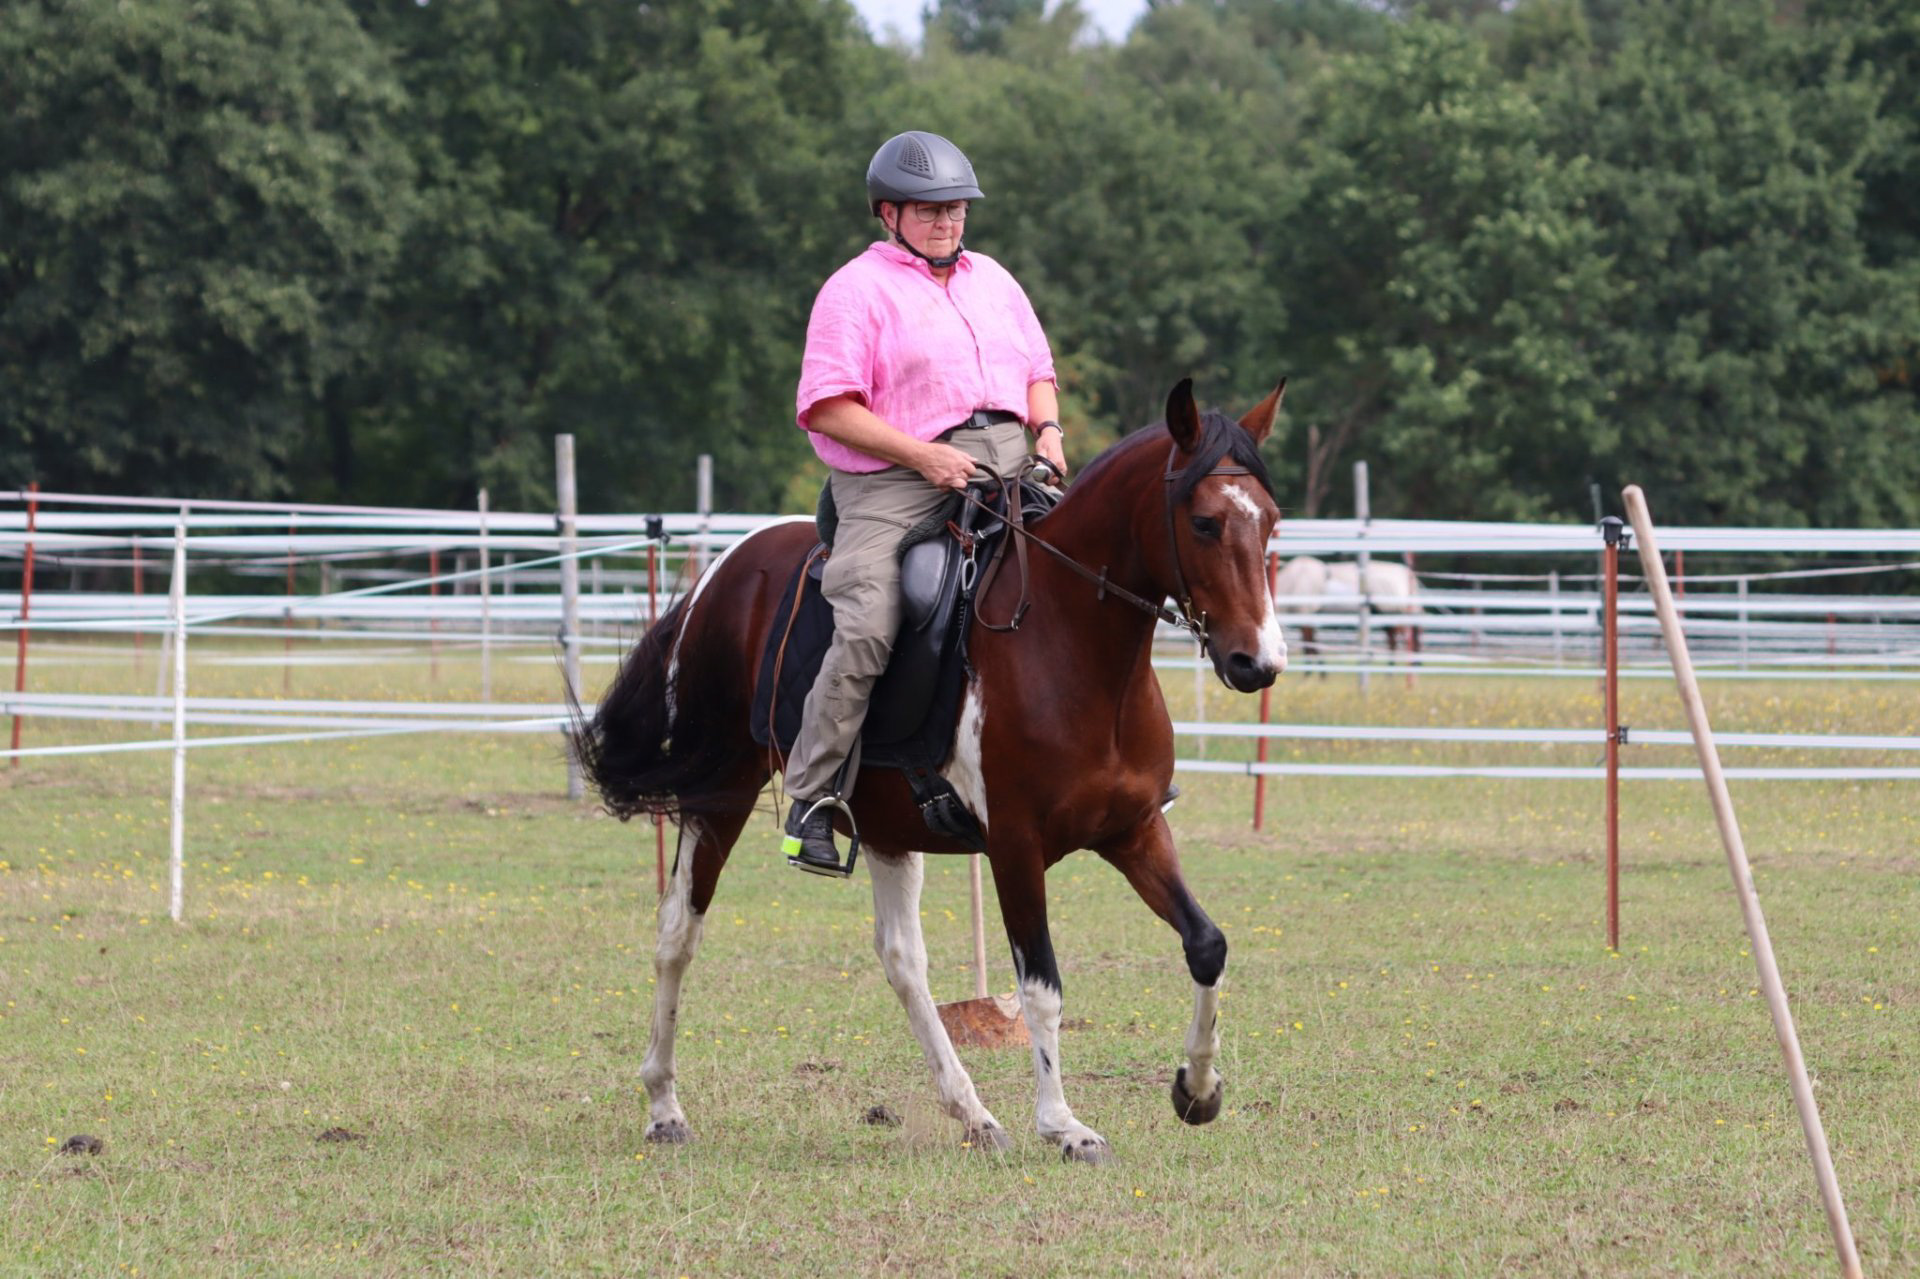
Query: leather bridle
958 443 1259 654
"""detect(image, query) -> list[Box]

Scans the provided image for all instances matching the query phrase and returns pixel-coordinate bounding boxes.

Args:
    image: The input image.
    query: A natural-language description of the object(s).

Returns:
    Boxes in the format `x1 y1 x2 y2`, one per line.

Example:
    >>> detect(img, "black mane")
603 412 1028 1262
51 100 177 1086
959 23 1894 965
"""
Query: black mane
1069 409 1275 507
1170 410 1275 507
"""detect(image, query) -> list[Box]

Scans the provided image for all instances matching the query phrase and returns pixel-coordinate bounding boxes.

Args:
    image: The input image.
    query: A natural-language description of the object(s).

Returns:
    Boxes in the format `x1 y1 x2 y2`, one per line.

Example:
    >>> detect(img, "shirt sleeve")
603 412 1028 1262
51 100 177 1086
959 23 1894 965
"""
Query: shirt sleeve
1007 275 1056 388
795 271 873 430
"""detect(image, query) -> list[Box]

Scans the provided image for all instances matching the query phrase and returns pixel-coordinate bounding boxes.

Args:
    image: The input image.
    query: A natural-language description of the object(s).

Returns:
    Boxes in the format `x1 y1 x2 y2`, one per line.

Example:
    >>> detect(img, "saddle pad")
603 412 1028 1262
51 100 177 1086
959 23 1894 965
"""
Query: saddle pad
748 545 971 772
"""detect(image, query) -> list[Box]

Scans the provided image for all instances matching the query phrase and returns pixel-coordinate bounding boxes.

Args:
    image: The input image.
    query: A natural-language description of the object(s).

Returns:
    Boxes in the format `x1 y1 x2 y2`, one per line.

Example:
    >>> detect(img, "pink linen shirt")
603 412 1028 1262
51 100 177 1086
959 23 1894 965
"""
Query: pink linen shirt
795 241 1056 473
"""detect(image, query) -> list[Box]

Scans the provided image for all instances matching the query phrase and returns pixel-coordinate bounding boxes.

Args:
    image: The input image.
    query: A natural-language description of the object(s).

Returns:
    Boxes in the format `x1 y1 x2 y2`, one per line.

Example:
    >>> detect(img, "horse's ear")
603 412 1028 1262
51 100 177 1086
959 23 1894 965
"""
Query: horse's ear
1165 378 1200 451
1238 379 1287 444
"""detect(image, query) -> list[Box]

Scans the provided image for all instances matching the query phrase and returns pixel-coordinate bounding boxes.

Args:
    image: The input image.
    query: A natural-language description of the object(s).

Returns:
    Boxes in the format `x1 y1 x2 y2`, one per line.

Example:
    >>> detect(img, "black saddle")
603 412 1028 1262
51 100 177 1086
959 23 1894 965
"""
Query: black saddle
749 474 1058 848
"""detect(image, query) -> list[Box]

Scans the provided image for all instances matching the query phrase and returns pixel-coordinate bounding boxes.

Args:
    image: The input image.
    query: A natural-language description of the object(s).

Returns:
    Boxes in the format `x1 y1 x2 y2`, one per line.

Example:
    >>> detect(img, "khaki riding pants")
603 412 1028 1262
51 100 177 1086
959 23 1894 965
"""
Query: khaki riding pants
784 421 1030 802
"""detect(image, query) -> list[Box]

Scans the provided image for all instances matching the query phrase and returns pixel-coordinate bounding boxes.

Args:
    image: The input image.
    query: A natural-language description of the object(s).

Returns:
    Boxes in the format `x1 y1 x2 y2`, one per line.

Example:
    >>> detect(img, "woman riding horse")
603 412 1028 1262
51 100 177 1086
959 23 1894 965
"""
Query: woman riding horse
781 130 1070 876
575 371 1289 1163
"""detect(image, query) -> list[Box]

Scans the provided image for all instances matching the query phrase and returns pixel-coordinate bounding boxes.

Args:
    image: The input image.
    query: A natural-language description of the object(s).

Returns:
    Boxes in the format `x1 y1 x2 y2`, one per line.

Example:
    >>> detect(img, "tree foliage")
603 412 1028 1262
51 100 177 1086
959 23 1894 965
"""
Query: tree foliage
2 0 1916 530
0 0 412 497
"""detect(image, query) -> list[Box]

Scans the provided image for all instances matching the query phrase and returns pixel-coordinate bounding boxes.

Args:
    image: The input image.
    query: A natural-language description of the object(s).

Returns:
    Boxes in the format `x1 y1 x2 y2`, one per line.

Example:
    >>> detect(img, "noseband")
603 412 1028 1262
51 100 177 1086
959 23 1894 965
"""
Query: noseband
957 442 1257 653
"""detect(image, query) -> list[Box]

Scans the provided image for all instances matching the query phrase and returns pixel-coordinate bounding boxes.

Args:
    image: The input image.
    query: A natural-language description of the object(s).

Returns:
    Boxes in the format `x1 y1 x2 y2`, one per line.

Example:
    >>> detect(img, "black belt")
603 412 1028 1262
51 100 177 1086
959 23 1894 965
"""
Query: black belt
952 409 1021 430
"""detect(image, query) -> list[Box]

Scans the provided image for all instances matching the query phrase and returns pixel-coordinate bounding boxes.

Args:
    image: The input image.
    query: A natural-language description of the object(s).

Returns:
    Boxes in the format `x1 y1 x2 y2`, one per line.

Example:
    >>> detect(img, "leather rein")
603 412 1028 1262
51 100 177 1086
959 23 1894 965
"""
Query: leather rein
954 442 1253 654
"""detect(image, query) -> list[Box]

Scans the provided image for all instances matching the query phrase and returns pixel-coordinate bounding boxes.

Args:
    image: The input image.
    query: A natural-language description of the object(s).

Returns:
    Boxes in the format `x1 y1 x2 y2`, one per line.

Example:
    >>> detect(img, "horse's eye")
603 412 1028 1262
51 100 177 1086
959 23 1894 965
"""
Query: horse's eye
1190 515 1222 540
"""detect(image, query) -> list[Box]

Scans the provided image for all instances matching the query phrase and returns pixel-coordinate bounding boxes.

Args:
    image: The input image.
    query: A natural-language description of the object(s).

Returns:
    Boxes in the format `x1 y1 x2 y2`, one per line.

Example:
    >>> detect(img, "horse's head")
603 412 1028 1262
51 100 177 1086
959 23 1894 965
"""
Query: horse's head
1160 377 1287 692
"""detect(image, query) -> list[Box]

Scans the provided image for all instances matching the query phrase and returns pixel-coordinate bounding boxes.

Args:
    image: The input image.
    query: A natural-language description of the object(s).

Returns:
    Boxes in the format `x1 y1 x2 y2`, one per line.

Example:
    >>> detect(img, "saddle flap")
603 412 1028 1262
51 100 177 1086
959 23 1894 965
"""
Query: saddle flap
898 535 962 634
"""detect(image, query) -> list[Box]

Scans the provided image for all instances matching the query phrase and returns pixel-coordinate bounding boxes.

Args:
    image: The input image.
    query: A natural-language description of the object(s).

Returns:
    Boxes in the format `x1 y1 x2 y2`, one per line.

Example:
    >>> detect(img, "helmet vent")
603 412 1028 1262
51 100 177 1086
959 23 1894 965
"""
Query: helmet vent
899 135 934 177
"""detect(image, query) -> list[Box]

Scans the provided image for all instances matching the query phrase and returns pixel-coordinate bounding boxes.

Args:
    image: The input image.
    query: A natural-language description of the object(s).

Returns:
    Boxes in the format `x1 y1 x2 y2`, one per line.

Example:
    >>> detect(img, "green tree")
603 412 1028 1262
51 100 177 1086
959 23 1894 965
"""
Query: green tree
1543 0 1920 526
1271 19 1609 517
924 0 1045 54
338 0 893 514
0 0 413 497
884 1 1298 469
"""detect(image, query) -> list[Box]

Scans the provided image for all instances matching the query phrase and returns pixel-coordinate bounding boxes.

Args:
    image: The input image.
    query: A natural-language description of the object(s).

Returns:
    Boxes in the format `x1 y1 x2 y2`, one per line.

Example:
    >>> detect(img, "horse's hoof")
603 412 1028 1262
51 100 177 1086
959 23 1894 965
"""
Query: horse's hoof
644 1118 693 1145
1059 1135 1113 1165
963 1124 1012 1153
1171 1066 1223 1126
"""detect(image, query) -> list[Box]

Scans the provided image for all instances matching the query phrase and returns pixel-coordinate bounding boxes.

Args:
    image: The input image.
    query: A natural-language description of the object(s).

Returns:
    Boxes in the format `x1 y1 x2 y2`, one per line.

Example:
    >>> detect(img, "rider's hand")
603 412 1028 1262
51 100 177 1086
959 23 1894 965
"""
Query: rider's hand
1035 428 1068 479
914 440 978 491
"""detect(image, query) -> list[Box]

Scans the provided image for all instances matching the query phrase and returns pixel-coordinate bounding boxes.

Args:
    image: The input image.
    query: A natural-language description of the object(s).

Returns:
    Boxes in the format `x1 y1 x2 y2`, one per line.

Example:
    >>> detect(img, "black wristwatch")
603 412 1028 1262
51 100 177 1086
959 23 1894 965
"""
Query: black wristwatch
1036 420 1063 439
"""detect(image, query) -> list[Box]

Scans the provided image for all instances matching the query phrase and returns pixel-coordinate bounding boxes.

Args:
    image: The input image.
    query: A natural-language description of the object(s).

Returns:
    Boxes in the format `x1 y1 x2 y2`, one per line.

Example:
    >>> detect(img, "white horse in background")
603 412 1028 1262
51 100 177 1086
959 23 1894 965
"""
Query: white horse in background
1272 556 1423 679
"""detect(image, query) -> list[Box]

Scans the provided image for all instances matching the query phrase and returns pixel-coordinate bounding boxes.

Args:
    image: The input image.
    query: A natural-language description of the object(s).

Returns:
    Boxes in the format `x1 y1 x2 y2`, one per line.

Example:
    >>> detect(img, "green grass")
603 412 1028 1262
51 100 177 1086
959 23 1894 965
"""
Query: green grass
2 642 1916 1276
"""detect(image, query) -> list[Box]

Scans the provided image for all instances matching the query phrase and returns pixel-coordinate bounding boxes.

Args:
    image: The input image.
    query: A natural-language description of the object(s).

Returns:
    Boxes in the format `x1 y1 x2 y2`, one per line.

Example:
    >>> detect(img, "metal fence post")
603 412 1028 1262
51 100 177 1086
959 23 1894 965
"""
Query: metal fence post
557 436 584 800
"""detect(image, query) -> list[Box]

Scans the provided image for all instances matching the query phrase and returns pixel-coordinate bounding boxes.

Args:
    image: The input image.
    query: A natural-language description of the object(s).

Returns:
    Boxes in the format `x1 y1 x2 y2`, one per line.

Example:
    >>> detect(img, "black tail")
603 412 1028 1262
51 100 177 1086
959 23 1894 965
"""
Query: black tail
569 596 758 822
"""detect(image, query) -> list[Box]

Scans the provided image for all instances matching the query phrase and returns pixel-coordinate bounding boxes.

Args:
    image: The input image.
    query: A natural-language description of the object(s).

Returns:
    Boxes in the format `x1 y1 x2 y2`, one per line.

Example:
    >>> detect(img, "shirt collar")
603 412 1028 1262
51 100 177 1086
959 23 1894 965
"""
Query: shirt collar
868 239 972 278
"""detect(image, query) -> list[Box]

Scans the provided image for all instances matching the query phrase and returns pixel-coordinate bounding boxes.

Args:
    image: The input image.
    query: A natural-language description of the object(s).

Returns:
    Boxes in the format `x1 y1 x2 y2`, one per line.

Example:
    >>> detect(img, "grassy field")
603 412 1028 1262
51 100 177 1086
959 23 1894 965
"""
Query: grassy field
2 641 1916 1276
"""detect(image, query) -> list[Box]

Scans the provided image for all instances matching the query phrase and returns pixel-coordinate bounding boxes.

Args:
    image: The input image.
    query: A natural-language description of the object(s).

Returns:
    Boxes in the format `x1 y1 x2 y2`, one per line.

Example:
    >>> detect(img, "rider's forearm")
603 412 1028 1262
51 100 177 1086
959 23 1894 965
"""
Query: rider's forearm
805 395 932 470
1027 379 1059 433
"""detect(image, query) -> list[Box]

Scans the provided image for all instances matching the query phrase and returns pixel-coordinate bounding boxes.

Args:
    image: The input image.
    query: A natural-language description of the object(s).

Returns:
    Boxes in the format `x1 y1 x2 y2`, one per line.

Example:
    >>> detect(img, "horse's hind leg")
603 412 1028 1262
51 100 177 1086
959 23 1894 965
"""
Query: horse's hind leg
640 808 747 1144
867 852 1009 1149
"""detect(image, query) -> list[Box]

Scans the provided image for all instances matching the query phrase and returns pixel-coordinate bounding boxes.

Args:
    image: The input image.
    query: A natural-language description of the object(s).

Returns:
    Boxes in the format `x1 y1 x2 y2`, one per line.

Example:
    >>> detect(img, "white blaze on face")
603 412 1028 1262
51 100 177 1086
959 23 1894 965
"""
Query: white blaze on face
1221 486 1287 672
1221 485 1263 525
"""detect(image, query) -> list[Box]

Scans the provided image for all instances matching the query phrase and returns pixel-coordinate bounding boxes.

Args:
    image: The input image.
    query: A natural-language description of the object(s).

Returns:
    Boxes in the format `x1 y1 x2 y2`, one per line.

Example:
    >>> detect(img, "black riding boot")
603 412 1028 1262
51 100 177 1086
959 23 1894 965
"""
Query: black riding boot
783 799 850 878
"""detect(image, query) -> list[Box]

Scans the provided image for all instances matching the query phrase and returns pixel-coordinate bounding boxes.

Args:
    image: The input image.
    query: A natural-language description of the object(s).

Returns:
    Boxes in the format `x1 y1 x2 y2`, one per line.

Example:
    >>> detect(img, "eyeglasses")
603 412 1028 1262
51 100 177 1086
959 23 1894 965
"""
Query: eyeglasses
905 201 970 224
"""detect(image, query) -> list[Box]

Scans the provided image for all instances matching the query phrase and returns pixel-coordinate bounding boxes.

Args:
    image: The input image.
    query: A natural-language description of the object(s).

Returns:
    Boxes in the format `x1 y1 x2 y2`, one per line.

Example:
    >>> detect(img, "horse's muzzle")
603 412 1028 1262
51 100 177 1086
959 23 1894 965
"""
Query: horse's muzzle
1220 651 1279 693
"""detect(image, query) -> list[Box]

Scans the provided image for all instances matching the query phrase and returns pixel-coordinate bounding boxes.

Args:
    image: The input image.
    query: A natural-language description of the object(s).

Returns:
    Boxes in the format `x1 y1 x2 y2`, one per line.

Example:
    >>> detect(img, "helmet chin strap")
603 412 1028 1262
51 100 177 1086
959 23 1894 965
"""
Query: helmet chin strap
887 211 963 270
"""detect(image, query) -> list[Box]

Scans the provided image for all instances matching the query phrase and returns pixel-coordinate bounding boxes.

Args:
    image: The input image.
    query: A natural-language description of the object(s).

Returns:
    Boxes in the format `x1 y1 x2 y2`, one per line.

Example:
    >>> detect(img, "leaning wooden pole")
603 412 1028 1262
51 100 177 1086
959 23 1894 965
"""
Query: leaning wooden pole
1621 485 1862 1279
968 853 990 1000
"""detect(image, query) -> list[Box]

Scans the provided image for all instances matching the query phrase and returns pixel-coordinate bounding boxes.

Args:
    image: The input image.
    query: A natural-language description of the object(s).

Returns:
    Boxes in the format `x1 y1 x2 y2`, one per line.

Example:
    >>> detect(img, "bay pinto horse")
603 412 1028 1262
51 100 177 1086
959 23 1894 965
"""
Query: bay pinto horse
573 378 1287 1163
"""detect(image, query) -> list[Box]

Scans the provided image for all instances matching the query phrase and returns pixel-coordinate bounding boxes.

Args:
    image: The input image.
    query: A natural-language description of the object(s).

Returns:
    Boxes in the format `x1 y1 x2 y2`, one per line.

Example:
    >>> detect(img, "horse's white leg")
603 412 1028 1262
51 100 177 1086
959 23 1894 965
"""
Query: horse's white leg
1014 972 1110 1162
1173 978 1224 1121
982 850 1110 1163
639 820 707 1143
868 852 1008 1148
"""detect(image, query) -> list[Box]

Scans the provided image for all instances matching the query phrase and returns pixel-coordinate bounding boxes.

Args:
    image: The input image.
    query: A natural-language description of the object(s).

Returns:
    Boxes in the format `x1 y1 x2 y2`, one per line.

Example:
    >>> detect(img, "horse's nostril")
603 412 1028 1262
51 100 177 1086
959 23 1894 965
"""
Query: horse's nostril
1224 652 1274 691
1223 652 1277 692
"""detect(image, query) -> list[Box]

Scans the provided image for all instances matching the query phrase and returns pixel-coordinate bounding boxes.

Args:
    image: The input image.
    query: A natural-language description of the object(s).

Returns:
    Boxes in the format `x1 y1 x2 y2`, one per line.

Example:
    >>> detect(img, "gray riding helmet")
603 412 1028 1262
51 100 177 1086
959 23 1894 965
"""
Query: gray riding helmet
866 131 985 216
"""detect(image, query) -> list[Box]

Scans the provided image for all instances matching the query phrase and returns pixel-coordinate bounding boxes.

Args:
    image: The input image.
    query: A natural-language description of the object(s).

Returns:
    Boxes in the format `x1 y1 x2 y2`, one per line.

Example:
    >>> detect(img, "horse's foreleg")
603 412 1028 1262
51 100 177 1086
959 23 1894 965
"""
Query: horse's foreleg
867 852 1008 1150
1096 813 1227 1126
991 850 1110 1164
639 811 743 1144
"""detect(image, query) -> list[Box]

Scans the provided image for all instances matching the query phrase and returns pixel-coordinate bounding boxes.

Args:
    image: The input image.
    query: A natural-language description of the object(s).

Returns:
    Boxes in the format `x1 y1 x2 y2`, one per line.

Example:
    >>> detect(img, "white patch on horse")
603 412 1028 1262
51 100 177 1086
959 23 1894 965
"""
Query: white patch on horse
868 853 1002 1136
664 516 814 727
1222 485 1263 524
1017 976 1109 1157
640 819 708 1141
940 681 988 832
1184 980 1223 1102
1222 488 1287 671
1256 580 1289 673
